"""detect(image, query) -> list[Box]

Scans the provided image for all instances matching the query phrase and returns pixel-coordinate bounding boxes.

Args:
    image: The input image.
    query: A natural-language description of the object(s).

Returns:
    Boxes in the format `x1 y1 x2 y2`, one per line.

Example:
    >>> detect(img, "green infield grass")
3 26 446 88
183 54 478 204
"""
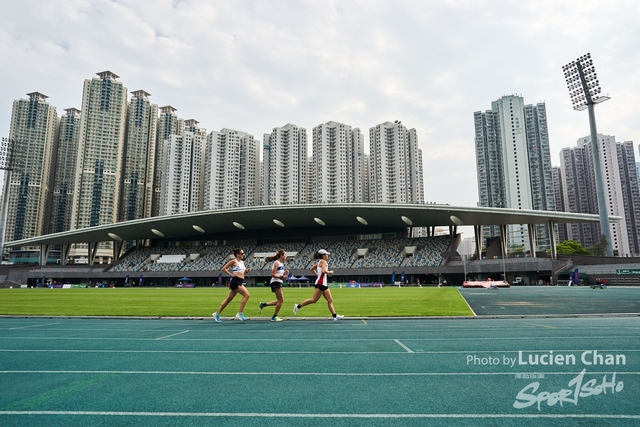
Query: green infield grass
0 287 472 317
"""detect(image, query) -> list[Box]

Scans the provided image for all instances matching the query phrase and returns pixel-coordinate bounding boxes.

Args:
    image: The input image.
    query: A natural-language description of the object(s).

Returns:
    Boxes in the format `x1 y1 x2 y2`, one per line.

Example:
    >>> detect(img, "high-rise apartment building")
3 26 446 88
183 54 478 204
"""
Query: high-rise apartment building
363 153 371 203
67 71 128 261
551 166 568 243
184 119 206 138
121 90 158 221
262 124 307 205
159 131 204 215
1 92 57 250
151 106 183 217
474 95 554 252
49 107 81 234
203 128 260 210
310 121 364 204
369 121 424 204
559 145 600 248
617 141 640 255
636 144 640 191
559 135 632 255
71 71 127 231
524 103 555 249
578 135 629 256
306 156 314 204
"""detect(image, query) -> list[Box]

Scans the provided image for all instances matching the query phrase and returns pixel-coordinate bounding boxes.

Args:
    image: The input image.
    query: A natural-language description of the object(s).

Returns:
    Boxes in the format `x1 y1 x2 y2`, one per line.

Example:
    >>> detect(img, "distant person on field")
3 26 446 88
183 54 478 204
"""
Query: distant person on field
293 249 344 320
259 249 289 322
213 248 251 322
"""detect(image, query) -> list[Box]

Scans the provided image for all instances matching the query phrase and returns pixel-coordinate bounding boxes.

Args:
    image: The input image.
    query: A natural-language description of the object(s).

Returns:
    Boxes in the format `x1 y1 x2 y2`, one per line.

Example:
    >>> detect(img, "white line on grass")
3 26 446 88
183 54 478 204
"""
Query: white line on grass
0 411 638 419
394 339 414 353
156 330 190 340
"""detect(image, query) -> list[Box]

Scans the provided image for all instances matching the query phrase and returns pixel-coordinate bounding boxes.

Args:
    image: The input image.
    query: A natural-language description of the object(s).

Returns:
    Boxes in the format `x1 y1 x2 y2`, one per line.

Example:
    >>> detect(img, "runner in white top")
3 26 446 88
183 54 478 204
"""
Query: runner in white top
212 248 251 322
293 249 344 320
259 249 289 322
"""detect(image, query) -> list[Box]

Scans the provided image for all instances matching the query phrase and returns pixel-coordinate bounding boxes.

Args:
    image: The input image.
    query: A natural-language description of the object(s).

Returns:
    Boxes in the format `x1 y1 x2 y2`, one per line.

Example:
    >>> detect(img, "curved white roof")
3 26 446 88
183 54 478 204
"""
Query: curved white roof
6 203 618 247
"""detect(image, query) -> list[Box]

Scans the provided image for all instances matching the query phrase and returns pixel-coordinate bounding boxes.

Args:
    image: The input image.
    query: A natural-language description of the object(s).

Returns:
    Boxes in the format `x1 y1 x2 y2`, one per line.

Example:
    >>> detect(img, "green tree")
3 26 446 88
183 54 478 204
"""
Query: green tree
556 240 590 255
509 244 525 256
588 235 614 257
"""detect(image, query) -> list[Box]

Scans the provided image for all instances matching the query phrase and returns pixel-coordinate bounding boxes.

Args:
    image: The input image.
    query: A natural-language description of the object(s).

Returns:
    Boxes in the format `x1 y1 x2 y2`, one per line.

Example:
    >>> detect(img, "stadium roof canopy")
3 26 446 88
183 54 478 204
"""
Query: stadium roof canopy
6 203 618 248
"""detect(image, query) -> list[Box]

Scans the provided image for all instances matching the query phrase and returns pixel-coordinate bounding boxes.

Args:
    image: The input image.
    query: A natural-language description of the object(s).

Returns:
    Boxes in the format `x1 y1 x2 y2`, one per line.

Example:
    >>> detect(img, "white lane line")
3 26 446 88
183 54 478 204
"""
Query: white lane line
522 322 556 329
394 339 414 353
156 330 189 340
0 411 638 419
9 323 60 330
1 335 639 341
2 370 638 376
2 348 640 355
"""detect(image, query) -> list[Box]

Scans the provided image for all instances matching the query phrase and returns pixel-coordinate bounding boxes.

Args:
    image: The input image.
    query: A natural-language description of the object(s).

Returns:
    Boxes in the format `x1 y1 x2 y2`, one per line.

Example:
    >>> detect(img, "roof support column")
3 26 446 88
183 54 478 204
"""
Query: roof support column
548 221 557 260
112 241 119 262
500 224 508 258
61 244 71 266
39 244 50 266
527 224 537 258
88 242 98 266
474 225 482 259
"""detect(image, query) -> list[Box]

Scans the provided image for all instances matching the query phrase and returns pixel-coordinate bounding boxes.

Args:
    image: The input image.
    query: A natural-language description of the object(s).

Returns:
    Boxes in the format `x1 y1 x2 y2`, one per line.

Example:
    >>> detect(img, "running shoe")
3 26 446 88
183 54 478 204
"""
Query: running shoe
212 312 221 323
293 304 299 316
235 312 247 321
271 316 283 322
259 302 266 313
334 314 344 321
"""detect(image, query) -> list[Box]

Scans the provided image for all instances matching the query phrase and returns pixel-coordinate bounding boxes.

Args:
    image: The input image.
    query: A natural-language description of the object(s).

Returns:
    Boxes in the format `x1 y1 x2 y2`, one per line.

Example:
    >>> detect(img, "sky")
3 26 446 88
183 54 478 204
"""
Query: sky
1 0 640 213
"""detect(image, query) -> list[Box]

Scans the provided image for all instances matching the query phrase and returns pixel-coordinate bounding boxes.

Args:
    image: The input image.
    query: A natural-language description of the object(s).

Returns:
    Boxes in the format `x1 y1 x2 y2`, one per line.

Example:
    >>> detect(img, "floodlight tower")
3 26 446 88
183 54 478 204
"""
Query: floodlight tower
562 53 613 257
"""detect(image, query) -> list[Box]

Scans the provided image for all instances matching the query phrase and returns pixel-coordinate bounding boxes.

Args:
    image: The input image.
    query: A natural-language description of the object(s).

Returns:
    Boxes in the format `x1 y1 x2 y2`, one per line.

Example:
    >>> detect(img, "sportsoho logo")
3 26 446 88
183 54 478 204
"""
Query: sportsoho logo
512 350 626 410
467 350 627 411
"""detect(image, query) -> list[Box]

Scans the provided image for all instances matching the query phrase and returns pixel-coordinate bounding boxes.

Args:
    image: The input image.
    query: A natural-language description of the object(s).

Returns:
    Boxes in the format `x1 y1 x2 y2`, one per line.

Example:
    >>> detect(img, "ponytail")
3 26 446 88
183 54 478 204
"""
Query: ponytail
271 249 285 261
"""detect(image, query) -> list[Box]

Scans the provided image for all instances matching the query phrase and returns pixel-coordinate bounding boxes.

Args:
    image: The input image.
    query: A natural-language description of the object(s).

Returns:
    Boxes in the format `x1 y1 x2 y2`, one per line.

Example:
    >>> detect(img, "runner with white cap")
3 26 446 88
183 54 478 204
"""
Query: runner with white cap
293 249 344 320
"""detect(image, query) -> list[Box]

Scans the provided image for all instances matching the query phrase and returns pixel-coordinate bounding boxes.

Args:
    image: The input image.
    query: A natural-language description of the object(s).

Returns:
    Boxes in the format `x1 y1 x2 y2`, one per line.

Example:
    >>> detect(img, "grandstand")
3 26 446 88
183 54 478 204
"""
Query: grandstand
3 203 628 287
99 235 456 287
16 233 462 288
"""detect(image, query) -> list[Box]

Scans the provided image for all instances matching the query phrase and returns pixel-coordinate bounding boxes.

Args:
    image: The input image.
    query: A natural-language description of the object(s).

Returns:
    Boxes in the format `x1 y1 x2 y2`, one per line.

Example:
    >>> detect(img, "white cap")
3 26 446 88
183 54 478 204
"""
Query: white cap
318 249 330 255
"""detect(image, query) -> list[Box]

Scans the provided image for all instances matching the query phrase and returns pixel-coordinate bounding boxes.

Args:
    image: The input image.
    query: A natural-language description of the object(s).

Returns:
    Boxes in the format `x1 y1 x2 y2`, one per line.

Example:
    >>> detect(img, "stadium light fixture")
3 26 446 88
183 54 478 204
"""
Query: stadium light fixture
562 53 613 257
401 216 413 226
108 233 122 241
562 53 609 111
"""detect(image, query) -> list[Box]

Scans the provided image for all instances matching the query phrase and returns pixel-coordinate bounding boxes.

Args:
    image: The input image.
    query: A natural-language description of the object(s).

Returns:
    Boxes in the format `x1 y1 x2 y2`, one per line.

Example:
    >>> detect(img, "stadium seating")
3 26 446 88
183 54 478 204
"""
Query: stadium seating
108 236 453 273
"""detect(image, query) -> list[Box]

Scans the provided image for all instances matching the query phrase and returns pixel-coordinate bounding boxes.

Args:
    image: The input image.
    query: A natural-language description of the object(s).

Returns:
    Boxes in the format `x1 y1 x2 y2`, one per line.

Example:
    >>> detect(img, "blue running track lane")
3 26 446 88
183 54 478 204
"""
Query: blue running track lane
0 317 639 426
1 287 639 427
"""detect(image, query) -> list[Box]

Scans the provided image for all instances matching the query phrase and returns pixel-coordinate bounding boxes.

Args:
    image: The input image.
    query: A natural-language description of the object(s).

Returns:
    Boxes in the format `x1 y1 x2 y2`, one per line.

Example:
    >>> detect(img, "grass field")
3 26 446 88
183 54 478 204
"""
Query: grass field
0 287 472 317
